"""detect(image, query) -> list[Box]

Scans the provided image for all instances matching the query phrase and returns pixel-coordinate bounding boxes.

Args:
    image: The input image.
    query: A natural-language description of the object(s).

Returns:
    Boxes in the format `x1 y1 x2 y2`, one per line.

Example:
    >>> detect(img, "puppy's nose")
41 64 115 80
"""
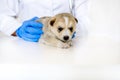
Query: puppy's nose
63 36 69 41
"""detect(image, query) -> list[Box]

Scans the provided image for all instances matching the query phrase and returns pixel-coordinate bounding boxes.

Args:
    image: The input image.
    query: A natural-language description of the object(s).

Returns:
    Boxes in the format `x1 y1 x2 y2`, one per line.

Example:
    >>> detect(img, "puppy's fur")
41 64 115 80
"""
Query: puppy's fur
36 13 78 48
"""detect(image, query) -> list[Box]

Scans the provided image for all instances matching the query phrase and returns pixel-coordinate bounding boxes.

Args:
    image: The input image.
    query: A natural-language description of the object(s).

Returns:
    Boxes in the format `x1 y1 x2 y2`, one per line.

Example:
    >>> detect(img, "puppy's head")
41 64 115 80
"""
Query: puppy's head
48 13 78 42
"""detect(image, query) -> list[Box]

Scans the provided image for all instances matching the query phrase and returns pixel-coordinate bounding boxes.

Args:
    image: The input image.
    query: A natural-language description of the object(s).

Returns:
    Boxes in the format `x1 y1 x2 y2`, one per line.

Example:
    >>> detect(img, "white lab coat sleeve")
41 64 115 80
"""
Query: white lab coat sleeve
0 0 21 36
74 0 89 37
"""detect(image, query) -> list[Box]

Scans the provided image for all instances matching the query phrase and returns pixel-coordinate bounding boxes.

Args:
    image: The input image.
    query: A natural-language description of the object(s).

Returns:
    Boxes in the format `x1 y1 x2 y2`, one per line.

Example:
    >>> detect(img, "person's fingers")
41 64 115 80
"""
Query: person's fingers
25 21 43 28
16 28 41 42
22 36 39 42
21 35 39 42
72 32 76 38
25 27 44 35
19 30 40 39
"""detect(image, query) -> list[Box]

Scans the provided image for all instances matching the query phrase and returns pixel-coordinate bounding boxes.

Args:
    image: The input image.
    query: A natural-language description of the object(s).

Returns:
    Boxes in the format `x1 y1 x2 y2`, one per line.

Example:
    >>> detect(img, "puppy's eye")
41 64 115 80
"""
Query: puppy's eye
69 27 73 32
58 27 63 32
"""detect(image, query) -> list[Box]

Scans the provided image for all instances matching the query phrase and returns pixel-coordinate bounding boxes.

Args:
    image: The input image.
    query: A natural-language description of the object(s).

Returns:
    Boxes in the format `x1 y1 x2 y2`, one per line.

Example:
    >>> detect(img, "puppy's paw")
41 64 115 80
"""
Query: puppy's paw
62 43 71 49
67 41 73 46
57 42 71 49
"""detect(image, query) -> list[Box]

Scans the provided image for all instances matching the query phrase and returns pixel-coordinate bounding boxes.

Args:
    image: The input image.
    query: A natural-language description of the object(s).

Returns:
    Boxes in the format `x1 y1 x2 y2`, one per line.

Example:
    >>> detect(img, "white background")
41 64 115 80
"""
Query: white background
0 0 120 80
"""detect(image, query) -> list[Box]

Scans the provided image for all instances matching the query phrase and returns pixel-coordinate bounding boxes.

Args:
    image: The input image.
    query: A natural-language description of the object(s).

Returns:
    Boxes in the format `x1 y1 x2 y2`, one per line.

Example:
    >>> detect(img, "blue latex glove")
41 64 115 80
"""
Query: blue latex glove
72 32 76 38
16 17 43 42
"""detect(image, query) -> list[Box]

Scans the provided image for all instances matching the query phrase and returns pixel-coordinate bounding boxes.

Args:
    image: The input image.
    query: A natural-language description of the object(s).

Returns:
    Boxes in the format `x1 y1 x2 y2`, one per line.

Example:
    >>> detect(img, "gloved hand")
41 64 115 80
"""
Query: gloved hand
16 17 43 42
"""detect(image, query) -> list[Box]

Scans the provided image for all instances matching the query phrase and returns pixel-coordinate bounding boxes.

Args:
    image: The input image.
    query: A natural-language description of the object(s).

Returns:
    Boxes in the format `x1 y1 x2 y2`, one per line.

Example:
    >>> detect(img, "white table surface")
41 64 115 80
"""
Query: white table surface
0 0 120 80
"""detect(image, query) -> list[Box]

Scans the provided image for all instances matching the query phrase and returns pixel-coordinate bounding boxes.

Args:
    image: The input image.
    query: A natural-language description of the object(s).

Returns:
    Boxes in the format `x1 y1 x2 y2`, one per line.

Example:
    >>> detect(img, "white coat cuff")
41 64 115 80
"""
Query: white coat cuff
0 16 21 36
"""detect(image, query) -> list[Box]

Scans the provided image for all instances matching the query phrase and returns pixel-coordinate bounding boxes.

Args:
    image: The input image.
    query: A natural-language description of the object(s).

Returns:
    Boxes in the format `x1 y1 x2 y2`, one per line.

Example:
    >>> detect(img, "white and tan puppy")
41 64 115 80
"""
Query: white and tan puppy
37 13 78 48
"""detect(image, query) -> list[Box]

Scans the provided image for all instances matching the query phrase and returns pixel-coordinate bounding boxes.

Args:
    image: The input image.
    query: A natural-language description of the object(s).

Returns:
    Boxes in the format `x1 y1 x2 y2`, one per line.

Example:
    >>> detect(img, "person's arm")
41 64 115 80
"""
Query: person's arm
0 0 43 42
74 0 89 37
0 0 21 36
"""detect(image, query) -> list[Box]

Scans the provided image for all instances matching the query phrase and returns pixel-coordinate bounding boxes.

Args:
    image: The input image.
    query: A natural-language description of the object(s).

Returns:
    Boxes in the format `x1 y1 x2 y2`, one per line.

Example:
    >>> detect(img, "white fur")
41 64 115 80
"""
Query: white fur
63 29 70 38
64 17 69 26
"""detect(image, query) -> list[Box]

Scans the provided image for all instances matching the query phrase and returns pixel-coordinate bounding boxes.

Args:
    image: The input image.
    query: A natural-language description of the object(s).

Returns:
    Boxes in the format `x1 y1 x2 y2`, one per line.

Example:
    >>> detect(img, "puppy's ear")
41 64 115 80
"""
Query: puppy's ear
74 17 78 23
50 17 56 26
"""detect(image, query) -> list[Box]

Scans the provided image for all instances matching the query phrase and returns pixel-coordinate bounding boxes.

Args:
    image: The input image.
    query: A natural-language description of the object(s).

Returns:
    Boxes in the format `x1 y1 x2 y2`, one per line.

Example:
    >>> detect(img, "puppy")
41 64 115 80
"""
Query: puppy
36 13 78 48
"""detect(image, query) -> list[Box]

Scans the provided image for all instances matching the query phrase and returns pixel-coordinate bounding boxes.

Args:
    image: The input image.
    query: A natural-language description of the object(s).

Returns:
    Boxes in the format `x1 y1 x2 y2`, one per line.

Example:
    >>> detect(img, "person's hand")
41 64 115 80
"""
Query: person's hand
72 32 76 38
16 17 43 42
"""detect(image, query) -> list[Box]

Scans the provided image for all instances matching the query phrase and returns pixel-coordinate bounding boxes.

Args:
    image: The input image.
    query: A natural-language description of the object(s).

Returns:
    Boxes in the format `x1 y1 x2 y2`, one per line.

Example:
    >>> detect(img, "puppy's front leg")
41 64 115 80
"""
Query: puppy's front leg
67 40 73 46
57 40 72 49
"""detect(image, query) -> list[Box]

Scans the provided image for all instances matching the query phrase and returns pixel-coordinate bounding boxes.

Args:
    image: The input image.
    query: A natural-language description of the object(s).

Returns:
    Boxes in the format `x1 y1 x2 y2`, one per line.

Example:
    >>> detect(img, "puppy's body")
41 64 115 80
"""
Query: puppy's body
37 13 77 48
